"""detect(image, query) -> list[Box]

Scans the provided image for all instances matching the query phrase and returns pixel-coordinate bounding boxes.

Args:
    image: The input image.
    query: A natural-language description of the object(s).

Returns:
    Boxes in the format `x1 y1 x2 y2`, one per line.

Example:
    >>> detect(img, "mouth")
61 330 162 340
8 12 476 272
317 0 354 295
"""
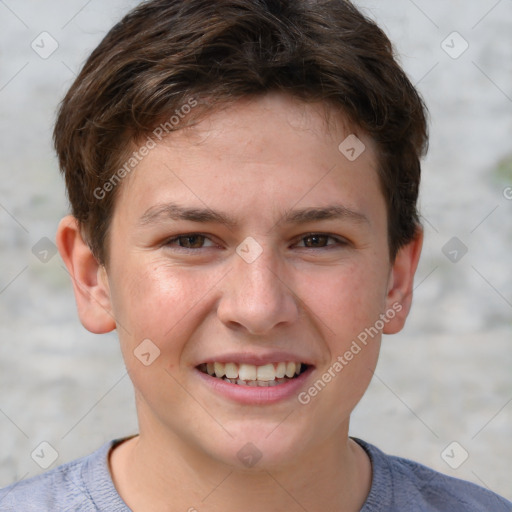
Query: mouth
196 361 310 387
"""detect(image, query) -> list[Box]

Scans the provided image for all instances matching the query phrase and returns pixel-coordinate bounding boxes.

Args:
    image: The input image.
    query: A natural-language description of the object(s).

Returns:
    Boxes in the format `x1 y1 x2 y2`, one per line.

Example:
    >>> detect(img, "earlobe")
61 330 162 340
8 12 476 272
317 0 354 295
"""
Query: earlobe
56 215 116 334
383 227 423 335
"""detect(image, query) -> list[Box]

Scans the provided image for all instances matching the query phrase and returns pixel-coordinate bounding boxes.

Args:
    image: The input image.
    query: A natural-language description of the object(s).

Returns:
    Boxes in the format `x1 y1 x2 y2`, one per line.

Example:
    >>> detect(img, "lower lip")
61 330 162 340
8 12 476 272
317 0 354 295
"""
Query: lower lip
194 366 314 405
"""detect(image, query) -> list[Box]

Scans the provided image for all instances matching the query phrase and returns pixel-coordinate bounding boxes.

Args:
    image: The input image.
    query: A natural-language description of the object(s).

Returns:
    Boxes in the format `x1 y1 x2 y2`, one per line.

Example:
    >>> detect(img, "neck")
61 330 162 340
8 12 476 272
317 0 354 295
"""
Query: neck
109 422 372 512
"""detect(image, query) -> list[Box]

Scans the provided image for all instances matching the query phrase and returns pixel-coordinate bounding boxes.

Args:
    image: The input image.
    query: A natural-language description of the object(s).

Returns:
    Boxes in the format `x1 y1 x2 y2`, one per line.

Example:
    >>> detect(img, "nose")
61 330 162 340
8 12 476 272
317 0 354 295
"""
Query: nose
216 242 300 336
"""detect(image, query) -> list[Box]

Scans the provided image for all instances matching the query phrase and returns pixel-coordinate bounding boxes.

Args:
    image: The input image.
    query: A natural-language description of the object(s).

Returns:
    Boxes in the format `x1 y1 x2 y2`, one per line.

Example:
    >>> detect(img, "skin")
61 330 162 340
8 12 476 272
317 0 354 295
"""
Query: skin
57 92 423 512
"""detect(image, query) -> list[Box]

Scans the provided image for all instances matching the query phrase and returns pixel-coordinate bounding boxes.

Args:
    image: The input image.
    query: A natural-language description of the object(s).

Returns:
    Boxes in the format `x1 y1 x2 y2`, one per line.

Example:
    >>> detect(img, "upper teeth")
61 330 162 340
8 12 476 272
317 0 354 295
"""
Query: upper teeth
204 362 302 381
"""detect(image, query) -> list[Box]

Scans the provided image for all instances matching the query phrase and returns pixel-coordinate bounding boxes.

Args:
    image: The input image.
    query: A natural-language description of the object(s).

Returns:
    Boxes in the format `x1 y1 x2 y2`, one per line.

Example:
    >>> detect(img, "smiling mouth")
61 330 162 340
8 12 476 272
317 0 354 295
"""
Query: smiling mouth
197 361 309 387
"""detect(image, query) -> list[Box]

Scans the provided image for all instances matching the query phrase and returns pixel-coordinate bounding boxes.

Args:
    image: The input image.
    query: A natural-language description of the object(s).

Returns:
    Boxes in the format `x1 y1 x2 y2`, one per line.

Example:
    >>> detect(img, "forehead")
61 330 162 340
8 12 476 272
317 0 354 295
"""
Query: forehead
163 93 367 160
113 93 384 231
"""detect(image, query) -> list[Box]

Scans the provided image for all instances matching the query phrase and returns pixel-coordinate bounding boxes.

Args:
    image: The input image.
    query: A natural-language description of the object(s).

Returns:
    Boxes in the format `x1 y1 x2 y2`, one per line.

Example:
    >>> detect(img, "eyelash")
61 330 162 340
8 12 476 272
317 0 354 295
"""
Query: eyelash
162 233 348 251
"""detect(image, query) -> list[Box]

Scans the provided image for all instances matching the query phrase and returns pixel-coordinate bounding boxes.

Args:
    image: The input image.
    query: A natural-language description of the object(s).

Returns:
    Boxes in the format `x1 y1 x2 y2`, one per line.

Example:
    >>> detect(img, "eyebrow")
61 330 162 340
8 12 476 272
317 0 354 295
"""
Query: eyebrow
138 202 370 229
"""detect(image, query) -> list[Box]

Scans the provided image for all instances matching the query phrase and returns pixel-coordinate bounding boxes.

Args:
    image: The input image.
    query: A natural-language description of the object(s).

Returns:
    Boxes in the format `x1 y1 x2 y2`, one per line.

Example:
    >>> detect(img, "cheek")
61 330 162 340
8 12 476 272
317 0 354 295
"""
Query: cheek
109 261 217 410
291 263 386 433
110 250 389 363
109 259 214 354
295 260 388 347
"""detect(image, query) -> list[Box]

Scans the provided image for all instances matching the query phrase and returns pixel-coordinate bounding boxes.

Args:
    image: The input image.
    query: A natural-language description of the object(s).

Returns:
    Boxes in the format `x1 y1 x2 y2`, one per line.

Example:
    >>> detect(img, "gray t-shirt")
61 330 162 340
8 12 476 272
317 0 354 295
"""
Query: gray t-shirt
0 437 510 511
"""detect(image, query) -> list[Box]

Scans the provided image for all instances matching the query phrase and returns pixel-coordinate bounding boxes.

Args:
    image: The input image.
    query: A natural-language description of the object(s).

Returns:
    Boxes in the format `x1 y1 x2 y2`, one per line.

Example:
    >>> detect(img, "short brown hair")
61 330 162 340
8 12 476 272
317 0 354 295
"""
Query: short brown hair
54 0 428 265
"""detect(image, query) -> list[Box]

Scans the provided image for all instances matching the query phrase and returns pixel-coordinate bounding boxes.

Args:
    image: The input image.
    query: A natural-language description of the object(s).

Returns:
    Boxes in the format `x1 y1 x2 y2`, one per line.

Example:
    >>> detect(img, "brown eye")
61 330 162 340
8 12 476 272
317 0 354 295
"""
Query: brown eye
304 235 329 248
178 235 206 248
298 234 343 249
165 234 214 249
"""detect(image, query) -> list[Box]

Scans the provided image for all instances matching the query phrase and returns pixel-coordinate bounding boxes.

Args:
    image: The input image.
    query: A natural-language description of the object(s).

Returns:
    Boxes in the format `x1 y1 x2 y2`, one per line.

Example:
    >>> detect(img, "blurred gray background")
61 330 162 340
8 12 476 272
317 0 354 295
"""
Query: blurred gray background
0 0 511 502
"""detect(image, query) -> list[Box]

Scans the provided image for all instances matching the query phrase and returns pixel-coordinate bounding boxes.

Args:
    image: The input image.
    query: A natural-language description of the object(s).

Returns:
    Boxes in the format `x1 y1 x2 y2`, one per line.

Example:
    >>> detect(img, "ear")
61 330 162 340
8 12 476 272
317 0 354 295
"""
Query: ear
383 227 423 335
56 215 116 334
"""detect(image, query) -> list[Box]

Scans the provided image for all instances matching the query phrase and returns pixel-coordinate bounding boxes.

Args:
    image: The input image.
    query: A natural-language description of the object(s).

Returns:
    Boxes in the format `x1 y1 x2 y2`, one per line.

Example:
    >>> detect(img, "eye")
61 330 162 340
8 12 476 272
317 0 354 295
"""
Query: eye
295 233 347 249
164 234 216 250
162 232 348 252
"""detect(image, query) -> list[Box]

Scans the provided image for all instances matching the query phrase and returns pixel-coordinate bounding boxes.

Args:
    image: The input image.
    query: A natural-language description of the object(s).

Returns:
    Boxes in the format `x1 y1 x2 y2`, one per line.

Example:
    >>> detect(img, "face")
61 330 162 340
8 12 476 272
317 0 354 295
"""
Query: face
62 92 421 470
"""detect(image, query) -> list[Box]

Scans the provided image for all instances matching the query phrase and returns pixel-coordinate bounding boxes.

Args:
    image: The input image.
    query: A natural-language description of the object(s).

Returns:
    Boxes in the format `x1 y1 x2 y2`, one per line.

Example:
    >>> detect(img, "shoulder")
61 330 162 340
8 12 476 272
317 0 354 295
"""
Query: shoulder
0 439 130 512
354 438 512 512
0 454 96 512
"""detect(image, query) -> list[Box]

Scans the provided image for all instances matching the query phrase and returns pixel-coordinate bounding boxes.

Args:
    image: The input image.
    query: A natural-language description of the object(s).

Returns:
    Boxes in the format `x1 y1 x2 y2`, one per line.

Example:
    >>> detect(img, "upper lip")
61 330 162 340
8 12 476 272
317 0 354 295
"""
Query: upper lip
195 351 315 367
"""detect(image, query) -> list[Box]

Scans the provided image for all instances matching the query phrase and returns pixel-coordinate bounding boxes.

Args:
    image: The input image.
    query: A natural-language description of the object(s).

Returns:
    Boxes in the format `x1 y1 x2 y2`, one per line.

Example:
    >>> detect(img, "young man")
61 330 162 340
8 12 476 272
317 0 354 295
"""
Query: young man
1 0 510 510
